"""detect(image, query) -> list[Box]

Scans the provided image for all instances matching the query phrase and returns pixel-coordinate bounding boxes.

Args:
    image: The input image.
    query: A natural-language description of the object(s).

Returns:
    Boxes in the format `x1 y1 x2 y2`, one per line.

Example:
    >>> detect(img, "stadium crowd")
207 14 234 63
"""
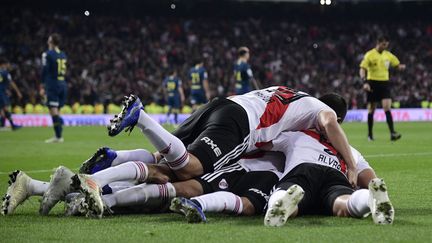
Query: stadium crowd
1 9 431 110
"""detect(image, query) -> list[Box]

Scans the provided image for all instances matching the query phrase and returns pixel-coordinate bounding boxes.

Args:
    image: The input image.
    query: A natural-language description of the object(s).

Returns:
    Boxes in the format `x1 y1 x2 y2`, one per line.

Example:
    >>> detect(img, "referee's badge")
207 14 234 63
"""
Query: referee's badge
219 179 229 190
384 60 390 69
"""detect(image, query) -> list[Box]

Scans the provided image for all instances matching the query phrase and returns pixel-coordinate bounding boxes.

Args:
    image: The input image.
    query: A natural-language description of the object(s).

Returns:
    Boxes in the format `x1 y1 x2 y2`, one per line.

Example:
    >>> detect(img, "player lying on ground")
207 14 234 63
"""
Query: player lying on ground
1 149 283 219
263 130 394 226
107 87 359 188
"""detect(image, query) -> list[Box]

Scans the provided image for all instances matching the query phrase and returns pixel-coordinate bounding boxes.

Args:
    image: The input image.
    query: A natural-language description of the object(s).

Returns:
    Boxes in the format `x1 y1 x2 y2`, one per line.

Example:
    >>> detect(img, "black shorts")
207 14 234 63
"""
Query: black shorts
366 80 391 103
195 163 279 214
46 82 68 108
172 98 250 173
276 163 354 216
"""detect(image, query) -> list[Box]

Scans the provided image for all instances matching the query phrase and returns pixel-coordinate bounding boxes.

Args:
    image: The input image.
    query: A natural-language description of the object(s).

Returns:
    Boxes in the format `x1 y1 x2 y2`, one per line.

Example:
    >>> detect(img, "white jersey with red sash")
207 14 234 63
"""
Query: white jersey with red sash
270 130 371 178
229 86 335 153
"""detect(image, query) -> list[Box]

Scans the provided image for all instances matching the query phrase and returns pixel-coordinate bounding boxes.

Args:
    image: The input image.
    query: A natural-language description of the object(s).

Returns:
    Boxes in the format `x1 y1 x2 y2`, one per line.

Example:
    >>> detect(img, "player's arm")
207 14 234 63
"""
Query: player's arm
390 53 406 71
247 67 260 90
318 110 357 187
10 80 22 100
203 72 211 100
359 54 370 92
179 80 185 105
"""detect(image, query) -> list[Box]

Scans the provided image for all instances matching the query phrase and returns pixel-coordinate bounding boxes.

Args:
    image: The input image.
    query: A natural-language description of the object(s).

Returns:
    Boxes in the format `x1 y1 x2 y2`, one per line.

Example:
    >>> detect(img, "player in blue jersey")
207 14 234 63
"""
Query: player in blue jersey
41 33 68 143
0 58 22 130
188 59 210 112
163 69 185 125
233 47 260 95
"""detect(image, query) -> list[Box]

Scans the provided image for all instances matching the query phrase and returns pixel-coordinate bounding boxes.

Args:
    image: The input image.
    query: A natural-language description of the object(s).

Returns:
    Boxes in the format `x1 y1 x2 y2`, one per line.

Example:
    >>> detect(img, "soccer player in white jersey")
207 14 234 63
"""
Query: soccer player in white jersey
262 130 394 226
106 87 359 192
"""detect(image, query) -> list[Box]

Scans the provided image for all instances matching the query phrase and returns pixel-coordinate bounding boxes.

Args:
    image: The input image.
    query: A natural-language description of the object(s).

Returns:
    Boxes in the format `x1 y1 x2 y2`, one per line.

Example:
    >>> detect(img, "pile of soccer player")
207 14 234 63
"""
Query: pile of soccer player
2 87 394 226
1 10 431 108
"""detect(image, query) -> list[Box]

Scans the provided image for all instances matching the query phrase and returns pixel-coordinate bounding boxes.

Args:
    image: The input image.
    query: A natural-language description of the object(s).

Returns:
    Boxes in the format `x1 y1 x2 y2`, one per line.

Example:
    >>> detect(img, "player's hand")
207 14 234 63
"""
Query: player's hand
363 83 371 92
347 168 358 188
398 64 406 71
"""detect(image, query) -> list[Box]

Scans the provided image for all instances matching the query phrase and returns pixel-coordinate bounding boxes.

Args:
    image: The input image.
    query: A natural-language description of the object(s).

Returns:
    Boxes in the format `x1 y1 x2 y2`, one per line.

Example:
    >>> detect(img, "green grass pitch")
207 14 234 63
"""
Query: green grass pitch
1 122 432 242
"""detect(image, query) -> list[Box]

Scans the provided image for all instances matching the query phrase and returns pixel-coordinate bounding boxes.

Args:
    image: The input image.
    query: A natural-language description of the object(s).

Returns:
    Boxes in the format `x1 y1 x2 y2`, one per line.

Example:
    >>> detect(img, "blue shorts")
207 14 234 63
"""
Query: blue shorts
0 93 10 109
46 83 68 108
190 92 207 105
167 96 181 109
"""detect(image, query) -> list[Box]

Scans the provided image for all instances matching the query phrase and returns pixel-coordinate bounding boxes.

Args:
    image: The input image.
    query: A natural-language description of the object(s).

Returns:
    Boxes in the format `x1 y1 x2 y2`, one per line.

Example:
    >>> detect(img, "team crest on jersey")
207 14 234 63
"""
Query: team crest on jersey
218 179 229 189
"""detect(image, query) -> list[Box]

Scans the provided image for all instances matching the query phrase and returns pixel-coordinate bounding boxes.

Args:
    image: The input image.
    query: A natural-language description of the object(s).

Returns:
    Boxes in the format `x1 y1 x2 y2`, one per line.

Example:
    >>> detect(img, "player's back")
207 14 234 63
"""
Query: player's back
233 60 252 94
42 48 67 86
229 86 333 152
164 76 180 97
189 66 206 94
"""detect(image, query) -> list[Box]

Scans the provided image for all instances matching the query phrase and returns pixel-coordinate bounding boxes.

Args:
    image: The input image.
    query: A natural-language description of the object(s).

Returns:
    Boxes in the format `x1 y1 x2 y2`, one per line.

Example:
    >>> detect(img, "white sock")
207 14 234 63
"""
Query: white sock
347 189 370 218
90 161 148 187
27 179 49 196
268 189 287 208
103 183 176 208
112 149 156 166
192 191 243 214
107 181 136 193
136 110 189 170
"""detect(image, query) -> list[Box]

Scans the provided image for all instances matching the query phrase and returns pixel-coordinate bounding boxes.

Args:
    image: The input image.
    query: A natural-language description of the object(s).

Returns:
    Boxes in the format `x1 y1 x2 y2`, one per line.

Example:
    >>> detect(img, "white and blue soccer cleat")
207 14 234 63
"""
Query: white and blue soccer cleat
264 184 305 227
170 197 207 223
79 147 118 174
39 166 74 215
368 178 394 225
107 95 143 137
71 174 105 218
2 170 32 215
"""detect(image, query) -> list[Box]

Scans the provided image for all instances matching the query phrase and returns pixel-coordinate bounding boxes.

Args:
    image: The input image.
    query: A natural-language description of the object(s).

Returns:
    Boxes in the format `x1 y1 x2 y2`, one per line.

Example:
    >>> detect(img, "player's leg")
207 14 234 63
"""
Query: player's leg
357 168 377 189
170 163 246 222
2 170 50 215
382 98 401 141
367 102 376 141
45 88 63 142
79 146 156 174
3 106 21 130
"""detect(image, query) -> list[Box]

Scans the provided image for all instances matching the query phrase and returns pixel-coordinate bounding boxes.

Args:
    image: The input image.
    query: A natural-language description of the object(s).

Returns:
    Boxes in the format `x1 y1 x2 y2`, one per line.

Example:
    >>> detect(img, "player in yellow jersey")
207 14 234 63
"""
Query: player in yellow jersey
359 36 406 141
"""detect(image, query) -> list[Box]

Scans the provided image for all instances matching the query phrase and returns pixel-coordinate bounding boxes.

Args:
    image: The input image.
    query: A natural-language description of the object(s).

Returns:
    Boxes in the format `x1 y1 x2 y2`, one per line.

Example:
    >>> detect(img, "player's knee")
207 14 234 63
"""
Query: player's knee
241 197 256 216
173 153 204 181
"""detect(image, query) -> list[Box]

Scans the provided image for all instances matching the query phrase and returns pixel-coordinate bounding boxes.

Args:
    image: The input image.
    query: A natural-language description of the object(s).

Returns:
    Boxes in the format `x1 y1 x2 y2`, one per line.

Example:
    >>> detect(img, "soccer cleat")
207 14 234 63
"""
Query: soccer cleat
71 174 105 218
107 95 143 137
368 178 394 225
1 170 31 215
45 137 64 143
12 125 22 131
264 185 305 227
170 197 207 223
390 132 401 141
39 166 74 215
79 147 117 174
64 193 87 216
368 135 375 141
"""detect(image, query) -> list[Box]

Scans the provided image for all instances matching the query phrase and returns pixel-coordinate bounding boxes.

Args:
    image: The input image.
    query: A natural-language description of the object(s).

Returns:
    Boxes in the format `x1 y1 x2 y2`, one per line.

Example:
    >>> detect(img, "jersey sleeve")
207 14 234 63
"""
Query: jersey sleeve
41 52 49 81
359 53 370 69
178 79 183 86
246 64 253 78
350 146 372 174
203 71 208 80
389 52 400 67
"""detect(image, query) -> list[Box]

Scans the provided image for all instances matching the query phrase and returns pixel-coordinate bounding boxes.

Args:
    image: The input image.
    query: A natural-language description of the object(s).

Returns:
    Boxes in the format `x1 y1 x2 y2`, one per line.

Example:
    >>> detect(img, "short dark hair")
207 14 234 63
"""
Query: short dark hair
50 33 61 46
318 93 348 123
237 46 249 57
377 35 389 43
0 57 8 65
